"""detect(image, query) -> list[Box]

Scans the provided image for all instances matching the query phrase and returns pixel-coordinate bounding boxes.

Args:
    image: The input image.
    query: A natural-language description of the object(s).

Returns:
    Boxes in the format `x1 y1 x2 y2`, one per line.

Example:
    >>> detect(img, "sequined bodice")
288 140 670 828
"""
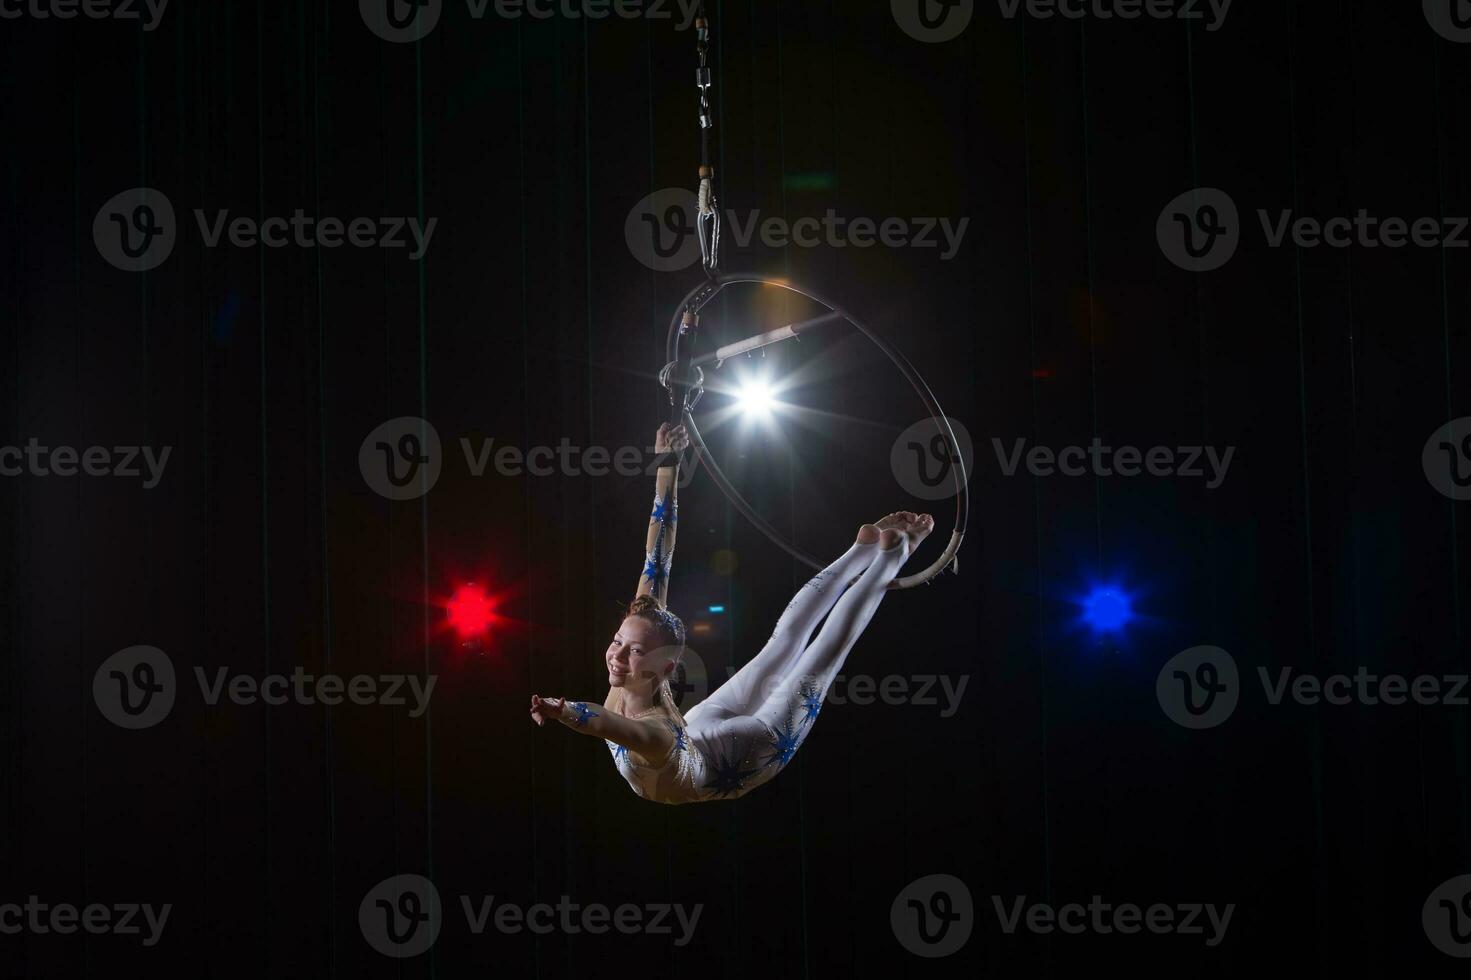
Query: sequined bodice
604 708 709 805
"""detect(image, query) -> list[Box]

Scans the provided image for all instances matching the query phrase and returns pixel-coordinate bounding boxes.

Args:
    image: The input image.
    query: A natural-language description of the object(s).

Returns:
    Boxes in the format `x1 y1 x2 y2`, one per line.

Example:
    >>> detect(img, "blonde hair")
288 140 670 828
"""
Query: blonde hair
604 595 689 730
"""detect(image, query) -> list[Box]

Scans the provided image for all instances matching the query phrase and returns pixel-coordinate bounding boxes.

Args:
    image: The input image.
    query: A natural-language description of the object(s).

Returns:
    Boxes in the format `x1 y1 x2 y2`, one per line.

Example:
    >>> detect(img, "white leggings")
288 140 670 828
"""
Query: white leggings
682 534 912 798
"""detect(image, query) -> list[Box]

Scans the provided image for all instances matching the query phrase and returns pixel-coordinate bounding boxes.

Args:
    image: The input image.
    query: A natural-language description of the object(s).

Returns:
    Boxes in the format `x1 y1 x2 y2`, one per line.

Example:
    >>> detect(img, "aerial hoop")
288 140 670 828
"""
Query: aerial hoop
661 272 969 590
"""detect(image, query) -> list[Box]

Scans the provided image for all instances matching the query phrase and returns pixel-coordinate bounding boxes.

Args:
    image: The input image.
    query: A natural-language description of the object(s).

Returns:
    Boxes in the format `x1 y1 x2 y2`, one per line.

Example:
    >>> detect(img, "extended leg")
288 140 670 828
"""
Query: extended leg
684 536 881 725
685 520 928 799
750 526 916 732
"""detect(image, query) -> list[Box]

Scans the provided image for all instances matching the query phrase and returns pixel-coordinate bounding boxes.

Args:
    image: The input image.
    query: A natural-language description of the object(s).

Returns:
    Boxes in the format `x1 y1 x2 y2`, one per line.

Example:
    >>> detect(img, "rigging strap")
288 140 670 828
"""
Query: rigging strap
695 6 721 278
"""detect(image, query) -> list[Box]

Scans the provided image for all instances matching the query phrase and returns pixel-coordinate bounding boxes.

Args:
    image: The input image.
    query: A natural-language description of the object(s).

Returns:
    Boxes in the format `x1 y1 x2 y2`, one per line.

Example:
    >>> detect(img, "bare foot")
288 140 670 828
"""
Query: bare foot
875 512 908 532
906 513 935 548
856 524 881 545
878 512 934 551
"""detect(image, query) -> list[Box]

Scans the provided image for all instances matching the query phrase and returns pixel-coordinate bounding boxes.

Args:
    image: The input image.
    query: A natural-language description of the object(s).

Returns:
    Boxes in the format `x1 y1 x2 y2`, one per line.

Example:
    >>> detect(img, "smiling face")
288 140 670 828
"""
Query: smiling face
605 615 675 694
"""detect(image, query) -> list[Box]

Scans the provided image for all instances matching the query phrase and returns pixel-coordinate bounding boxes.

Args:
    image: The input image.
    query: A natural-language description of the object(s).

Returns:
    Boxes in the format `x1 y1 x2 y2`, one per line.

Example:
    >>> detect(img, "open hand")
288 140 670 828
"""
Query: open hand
530 695 565 727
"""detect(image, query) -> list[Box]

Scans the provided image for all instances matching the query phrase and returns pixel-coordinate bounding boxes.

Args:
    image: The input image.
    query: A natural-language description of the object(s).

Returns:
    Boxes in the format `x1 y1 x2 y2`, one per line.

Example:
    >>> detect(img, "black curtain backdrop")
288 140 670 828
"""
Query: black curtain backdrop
3 0 1470 976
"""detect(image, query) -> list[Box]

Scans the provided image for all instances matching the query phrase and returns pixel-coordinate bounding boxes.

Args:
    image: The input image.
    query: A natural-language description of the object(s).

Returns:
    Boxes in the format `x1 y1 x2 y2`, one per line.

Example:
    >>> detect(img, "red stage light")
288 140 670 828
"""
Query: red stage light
447 584 495 638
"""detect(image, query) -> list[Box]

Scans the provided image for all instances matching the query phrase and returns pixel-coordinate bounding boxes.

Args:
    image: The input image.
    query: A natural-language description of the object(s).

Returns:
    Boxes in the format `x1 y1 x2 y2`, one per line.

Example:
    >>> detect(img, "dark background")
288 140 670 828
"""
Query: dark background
3 0 1470 976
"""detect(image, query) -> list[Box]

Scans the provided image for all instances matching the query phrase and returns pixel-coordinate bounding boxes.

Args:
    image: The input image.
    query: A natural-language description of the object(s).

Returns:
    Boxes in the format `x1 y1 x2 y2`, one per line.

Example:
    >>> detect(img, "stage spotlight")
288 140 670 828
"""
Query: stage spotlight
1081 587 1134 633
447 583 496 640
735 378 777 416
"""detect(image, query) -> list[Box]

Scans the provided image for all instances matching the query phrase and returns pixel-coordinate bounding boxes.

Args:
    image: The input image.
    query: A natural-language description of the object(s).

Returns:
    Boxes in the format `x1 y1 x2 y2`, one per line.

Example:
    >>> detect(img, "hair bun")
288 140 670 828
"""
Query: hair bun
628 594 665 614
626 594 686 648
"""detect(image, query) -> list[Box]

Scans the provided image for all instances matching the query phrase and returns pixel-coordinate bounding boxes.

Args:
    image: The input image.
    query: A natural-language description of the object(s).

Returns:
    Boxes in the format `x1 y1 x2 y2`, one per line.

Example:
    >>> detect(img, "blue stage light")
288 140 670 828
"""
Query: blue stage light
1081 587 1133 632
708 604 726 614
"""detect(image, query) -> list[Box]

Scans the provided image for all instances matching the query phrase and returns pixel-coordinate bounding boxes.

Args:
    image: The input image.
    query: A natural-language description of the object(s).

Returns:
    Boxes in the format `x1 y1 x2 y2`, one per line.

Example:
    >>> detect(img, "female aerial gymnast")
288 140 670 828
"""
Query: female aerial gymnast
530 422 933 803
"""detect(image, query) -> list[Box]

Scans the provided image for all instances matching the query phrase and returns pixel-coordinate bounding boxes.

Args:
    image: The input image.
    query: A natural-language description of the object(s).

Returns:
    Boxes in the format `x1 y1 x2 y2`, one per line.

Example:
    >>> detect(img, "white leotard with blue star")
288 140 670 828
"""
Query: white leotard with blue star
607 535 910 804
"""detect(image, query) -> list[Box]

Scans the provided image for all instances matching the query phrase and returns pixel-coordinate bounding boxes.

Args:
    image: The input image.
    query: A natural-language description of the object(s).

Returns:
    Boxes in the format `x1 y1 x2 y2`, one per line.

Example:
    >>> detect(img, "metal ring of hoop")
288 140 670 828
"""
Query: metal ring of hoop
664 272 968 589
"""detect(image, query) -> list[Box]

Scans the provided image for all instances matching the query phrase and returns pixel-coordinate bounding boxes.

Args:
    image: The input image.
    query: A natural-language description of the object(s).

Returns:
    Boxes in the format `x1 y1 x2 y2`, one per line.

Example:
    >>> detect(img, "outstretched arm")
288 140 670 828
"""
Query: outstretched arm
637 422 688 606
529 695 675 761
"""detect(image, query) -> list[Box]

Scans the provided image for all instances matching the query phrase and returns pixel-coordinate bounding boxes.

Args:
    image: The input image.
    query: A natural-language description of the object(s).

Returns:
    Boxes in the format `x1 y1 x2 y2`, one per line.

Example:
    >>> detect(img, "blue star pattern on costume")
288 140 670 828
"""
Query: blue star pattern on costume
607 740 629 764
642 523 673 591
764 720 803 769
650 491 677 527
568 701 598 726
798 684 823 726
705 741 763 798
642 550 670 591
668 721 688 752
